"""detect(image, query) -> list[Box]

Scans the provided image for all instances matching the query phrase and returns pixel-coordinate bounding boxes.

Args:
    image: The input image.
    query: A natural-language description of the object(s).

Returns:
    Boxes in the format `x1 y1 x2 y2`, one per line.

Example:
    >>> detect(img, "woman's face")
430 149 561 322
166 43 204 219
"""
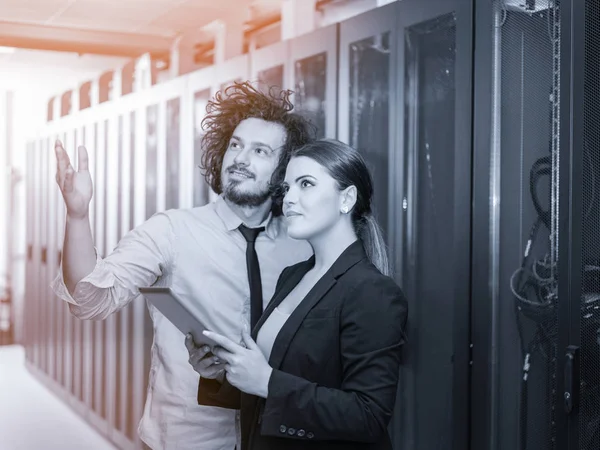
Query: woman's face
281 156 346 240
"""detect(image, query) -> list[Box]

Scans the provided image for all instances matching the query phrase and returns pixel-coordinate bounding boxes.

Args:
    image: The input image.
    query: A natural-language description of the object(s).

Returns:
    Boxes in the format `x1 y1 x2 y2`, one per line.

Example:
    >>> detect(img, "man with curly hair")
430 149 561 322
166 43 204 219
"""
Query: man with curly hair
51 82 315 449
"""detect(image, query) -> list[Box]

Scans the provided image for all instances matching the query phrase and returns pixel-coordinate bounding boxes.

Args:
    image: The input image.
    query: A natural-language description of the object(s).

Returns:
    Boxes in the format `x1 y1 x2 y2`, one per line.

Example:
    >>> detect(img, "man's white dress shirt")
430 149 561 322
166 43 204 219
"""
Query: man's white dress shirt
51 196 313 450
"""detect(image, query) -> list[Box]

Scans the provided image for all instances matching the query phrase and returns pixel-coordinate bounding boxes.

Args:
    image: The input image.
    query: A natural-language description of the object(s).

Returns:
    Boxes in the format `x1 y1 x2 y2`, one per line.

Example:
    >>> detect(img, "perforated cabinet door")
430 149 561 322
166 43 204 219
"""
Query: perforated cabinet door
339 1 473 449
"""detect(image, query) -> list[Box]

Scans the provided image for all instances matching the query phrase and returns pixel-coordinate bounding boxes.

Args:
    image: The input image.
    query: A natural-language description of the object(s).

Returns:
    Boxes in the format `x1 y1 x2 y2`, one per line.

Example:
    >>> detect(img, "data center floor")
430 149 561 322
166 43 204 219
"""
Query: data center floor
0 345 116 450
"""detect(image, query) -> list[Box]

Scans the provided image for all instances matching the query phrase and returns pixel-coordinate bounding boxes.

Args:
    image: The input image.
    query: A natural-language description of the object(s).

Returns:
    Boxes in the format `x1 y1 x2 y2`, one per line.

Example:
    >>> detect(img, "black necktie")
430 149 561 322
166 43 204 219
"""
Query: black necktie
238 224 265 329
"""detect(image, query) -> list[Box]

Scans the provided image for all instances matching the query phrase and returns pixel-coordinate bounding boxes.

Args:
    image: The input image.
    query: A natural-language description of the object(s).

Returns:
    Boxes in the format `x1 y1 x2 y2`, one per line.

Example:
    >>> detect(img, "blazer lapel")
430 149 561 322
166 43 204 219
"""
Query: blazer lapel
251 257 314 340
263 240 368 370
267 273 337 369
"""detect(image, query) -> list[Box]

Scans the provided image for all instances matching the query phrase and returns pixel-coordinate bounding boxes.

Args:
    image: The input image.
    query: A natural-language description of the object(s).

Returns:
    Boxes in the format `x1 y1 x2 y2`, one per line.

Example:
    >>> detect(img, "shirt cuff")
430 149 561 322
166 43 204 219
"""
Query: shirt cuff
50 248 116 305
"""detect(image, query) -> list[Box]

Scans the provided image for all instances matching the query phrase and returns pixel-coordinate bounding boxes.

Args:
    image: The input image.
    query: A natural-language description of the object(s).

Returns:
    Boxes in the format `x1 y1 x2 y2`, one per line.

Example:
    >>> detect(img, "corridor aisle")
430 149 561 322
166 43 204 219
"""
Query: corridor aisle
0 345 117 450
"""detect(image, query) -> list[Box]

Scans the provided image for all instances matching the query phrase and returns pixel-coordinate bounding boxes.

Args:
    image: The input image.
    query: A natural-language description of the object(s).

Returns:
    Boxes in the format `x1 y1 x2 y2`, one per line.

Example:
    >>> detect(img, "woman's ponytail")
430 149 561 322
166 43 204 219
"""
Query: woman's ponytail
357 213 391 277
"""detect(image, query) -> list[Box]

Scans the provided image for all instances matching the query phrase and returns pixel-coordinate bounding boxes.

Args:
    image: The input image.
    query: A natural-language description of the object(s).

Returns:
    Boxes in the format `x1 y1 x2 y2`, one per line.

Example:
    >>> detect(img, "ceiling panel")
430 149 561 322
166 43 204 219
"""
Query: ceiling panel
0 0 74 6
149 7 227 32
45 18 151 34
0 6 65 24
0 0 77 24
173 0 254 19
4 48 127 67
0 0 283 95
0 0 74 9
52 1 173 23
134 24 180 37
0 0 274 37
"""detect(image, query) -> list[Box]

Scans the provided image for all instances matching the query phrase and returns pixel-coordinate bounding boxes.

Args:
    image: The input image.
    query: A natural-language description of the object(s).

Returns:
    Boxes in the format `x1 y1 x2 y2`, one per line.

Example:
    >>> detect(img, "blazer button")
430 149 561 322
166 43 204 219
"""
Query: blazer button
279 425 287 434
307 432 314 439
287 428 296 436
297 429 306 437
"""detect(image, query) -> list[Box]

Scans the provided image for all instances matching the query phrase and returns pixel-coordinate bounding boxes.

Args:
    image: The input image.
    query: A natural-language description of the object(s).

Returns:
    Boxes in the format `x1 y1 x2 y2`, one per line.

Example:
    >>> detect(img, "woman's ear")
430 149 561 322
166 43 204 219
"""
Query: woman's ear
340 185 358 213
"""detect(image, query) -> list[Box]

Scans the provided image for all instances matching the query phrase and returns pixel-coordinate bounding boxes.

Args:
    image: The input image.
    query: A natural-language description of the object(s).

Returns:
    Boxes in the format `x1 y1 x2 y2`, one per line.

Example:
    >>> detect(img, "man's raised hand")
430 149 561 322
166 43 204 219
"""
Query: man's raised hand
55 140 93 219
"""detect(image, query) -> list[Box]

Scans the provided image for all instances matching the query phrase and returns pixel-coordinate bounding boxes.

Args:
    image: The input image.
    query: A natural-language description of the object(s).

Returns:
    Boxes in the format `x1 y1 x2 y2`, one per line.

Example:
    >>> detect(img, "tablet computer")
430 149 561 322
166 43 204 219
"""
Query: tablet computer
139 286 217 348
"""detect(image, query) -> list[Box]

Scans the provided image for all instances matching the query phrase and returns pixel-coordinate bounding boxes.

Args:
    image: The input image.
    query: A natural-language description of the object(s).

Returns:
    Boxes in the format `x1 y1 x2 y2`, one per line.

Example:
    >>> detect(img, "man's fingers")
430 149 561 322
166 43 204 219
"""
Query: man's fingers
188 350 204 365
190 354 221 373
63 165 75 193
77 146 89 172
201 366 224 378
202 356 222 367
55 140 71 192
184 334 195 353
189 351 206 366
55 140 70 174
184 334 213 356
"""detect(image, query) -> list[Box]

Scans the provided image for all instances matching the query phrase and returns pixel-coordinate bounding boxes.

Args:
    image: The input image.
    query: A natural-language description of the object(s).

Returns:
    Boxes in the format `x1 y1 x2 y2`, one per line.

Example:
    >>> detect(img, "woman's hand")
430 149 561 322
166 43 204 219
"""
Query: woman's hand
203 329 273 398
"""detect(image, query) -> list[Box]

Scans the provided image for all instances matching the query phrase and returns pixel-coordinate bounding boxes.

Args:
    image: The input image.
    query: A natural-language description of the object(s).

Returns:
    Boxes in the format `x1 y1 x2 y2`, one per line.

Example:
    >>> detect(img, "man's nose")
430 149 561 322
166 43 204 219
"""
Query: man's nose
233 147 251 165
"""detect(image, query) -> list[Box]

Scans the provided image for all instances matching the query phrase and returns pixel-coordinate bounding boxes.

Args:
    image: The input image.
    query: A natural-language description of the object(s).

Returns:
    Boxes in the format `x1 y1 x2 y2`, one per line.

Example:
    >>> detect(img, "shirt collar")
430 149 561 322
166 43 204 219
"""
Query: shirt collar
214 195 280 240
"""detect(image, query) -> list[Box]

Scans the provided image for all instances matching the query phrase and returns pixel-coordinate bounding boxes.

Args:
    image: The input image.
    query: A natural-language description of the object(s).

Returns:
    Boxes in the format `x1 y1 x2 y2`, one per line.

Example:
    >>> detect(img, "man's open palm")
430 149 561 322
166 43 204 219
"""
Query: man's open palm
55 140 93 219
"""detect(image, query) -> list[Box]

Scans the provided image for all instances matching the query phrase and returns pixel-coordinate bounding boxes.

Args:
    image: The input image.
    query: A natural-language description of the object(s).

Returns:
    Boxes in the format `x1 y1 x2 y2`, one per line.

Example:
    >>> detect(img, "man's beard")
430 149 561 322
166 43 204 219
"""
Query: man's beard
223 180 272 207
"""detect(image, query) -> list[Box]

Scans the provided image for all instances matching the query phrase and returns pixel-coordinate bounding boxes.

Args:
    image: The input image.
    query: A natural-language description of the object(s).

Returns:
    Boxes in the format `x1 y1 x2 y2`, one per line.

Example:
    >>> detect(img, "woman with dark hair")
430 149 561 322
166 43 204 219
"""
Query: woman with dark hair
190 139 408 450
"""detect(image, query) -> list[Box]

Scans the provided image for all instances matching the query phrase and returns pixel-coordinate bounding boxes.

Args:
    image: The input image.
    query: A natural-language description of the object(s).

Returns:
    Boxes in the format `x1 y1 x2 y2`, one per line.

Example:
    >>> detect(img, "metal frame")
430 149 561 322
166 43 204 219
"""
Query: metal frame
470 2 584 450
470 0 497 448
24 143 31 360
30 140 36 366
33 139 42 370
557 0 583 449
114 112 133 447
105 112 119 440
41 137 50 376
34 140 41 369
397 1 473 449
443 2 474 448
93 117 109 434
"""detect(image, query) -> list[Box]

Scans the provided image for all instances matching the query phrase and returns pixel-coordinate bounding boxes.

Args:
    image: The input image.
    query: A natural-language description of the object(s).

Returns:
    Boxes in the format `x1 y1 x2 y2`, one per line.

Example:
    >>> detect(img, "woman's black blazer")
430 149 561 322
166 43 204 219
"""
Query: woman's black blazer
198 240 408 450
